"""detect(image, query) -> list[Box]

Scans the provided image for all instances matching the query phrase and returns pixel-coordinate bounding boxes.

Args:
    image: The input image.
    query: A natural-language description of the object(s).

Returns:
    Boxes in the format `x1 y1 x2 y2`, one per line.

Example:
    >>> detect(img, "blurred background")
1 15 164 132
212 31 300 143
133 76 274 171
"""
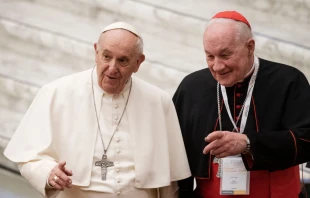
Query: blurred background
0 0 310 197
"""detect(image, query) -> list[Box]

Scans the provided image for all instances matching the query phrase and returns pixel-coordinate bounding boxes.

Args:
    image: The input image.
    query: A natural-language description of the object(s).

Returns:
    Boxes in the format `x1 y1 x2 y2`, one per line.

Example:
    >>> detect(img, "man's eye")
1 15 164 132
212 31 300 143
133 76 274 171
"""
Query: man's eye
207 55 214 60
103 55 110 59
221 54 229 58
119 58 129 66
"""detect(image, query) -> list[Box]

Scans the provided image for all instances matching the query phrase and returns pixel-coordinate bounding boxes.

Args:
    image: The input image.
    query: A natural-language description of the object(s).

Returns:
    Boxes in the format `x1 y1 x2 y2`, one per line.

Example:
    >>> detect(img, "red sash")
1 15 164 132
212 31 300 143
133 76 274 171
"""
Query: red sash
196 162 300 198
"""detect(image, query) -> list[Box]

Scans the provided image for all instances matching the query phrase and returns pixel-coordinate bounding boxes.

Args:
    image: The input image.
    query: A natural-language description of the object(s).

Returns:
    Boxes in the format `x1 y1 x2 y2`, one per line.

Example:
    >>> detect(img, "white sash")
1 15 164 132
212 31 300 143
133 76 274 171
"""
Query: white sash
220 56 259 133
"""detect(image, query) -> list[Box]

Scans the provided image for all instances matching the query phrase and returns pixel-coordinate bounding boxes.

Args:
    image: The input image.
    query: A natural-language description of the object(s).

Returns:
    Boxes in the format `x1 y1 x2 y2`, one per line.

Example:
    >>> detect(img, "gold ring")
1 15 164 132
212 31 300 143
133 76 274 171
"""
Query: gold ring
53 175 59 183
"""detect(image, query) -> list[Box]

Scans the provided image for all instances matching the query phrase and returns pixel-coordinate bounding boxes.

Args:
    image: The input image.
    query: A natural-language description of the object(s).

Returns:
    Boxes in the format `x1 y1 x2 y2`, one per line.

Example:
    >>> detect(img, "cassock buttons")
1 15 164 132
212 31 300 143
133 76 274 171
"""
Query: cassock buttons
237 84 242 88
235 116 239 121
116 138 120 142
114 104 119 109
236 93 241 97
236 105 241 109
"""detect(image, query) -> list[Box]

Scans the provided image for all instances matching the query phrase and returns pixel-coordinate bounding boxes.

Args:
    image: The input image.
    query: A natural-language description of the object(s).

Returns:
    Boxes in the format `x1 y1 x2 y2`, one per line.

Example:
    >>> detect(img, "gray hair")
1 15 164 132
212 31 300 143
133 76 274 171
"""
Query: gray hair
206 18 253 44
135 37 144 55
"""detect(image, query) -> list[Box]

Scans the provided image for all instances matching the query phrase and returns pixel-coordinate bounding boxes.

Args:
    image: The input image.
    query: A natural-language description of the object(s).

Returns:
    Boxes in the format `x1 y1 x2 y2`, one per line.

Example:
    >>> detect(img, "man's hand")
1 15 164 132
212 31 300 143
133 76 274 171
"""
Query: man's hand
203 131 247 158
47 161 73 190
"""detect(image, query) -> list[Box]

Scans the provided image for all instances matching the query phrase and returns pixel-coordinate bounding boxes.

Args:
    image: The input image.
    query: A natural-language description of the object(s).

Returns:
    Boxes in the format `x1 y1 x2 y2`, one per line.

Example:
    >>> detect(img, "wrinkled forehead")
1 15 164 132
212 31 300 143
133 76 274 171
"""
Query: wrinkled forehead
205 19 237 36
204 21 238 50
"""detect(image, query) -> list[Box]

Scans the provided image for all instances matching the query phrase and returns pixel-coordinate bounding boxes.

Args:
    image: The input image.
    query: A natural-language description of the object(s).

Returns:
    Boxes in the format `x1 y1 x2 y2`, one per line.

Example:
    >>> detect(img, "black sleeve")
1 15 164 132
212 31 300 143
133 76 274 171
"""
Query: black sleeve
244 71 310 171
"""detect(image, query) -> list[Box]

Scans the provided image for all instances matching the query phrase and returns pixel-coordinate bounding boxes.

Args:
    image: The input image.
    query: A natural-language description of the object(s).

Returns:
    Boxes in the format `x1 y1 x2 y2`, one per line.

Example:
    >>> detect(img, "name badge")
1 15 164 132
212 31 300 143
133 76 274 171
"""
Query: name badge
220 157 250 195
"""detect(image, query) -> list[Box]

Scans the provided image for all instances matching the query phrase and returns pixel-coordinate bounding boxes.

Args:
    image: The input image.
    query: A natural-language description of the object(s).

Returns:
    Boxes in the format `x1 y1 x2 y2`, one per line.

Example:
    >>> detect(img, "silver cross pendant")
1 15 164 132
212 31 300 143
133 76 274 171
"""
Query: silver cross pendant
95 154 114 180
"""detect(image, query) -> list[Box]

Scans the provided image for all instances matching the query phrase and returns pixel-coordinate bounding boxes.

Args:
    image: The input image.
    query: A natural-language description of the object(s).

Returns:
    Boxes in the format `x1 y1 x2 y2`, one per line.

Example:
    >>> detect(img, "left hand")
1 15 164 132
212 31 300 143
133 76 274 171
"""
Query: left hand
203 131 247 158
47 161 73 190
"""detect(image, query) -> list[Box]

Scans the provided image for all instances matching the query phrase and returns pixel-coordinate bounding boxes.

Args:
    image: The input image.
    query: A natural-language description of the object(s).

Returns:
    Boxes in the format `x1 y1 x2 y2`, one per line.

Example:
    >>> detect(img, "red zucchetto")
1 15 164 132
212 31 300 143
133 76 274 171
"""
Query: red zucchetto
211 11 251 29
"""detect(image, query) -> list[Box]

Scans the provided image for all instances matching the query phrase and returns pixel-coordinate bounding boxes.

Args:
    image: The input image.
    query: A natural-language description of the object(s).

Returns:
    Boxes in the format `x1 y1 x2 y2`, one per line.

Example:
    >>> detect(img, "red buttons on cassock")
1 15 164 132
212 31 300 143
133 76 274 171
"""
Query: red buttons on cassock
236 93 241 97
236 105 241 109
237 84 242 88
235 116 239 121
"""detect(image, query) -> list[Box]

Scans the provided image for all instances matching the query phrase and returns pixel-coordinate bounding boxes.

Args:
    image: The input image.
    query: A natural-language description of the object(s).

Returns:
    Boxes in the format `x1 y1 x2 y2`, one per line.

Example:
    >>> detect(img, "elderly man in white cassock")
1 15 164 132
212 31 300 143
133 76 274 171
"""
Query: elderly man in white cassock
4 22 191 198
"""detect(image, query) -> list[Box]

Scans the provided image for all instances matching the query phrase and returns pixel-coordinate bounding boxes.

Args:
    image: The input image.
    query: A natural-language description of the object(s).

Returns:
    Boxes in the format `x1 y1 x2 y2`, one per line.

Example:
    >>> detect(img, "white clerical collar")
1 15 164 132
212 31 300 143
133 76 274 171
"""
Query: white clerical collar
92 66 132 96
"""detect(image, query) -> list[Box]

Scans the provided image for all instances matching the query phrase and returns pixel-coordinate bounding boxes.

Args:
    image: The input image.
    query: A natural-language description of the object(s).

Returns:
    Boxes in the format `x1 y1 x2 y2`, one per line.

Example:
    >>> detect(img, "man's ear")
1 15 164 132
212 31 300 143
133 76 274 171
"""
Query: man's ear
134 54 145 73
94 43 98 52
94 43 99 62
247 38 255 56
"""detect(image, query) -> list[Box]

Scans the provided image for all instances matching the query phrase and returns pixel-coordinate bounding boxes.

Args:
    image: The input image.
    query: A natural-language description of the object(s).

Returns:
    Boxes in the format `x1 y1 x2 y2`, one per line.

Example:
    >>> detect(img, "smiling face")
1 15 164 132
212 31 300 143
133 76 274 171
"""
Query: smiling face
94 29 145 94
203 19 255 87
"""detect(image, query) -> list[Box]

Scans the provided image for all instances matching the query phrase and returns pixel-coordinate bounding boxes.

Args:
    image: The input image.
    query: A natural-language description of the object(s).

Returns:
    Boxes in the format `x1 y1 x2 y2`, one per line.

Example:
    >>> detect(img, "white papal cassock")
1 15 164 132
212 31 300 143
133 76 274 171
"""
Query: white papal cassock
4 68 191 198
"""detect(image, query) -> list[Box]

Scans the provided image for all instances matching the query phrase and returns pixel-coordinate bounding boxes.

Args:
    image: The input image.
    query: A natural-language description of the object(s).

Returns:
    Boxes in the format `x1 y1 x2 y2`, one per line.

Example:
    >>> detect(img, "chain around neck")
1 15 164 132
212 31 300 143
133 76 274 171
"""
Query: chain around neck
91 66 132 154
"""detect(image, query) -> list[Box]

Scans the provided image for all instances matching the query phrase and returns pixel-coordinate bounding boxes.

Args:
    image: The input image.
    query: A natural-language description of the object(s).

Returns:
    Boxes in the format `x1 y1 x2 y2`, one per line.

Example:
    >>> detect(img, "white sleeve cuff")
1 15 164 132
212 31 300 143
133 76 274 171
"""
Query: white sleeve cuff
46 170 53 189
19 161 60 197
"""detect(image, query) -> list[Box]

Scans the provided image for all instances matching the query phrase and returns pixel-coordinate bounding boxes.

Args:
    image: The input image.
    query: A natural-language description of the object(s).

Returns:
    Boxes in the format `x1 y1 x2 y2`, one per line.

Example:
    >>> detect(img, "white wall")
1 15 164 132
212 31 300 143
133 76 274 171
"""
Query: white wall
1 0 310 169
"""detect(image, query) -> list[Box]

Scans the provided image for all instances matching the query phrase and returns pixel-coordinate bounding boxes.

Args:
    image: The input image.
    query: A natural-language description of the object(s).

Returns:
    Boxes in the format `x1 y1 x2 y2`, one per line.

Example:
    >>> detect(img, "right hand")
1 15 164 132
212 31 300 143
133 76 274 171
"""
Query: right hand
203 131 247 158
48 161 73 190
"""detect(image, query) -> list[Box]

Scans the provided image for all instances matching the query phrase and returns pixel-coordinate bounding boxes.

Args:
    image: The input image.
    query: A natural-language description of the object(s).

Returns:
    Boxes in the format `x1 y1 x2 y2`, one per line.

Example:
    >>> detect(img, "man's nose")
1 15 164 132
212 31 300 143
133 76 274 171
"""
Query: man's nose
212 58 225 72
108 59 118 72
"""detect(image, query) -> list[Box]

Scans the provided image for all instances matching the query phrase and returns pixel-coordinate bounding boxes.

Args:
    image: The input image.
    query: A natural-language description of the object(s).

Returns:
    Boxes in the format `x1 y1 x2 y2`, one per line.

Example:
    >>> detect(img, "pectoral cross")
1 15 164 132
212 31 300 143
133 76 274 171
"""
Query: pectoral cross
95 154 114 180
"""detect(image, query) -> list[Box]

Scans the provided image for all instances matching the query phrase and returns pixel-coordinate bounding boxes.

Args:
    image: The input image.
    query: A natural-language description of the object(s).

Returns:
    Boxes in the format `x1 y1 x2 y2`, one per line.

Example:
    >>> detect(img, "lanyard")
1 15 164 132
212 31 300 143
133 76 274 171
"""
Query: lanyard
218 57 259 133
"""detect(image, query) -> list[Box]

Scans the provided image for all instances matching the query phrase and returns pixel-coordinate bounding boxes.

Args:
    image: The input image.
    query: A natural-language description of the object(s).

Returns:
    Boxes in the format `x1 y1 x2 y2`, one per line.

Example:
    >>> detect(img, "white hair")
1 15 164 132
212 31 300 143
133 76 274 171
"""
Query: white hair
135 36 143 55
206 18 253 44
